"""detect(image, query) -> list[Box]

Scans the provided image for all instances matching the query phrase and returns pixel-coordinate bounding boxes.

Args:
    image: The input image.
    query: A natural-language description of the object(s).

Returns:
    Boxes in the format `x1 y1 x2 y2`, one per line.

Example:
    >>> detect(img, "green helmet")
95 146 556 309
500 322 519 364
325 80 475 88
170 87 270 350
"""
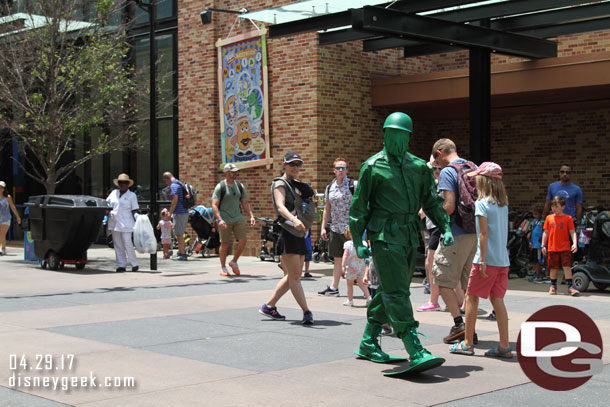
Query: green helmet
383 112 413 134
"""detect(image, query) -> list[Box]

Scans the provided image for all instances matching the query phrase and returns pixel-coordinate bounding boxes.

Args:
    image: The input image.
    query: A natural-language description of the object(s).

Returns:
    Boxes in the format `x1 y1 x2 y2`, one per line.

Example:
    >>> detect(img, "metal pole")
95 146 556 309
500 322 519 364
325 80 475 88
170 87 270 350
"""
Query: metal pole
469 19 491 164
149 0 158 270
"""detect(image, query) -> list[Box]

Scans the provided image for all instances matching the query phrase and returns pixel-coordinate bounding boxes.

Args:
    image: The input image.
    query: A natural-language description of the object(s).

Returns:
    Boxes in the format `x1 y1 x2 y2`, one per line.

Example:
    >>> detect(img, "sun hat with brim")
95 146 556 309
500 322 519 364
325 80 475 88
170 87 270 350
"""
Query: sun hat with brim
466 162 503 179
283 151 303 163
0 181 5 188
113 174 134 187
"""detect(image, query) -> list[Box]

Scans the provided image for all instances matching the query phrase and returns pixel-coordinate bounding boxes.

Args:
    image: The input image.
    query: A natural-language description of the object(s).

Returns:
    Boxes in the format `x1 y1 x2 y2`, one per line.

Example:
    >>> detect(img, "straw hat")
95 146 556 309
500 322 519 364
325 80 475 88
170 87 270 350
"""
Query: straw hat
113 173 134 187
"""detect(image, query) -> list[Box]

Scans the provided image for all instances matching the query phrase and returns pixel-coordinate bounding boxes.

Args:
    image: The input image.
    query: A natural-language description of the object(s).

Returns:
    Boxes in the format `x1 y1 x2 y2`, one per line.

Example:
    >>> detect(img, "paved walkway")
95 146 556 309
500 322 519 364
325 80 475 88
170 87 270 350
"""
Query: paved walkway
0 244 608 406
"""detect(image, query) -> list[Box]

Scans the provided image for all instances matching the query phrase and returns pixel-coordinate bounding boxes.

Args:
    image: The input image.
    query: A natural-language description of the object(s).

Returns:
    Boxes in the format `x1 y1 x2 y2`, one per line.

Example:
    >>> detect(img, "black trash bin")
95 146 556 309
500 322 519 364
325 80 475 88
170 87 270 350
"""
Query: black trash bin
25 195 110 270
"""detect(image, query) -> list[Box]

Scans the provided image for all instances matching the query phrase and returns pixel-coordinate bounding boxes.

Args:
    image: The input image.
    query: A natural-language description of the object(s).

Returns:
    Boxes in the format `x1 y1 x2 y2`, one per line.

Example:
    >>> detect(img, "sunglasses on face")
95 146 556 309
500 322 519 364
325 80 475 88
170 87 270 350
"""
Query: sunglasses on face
287 162 302 167
118 181 129 185
560 170 571 174
335 166 347 171
432 151 440 159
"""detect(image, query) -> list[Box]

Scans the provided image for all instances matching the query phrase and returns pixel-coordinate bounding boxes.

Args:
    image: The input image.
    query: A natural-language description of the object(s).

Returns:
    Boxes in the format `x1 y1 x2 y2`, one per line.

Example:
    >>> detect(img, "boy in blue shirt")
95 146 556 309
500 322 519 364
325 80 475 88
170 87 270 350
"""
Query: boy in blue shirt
527 207 547 283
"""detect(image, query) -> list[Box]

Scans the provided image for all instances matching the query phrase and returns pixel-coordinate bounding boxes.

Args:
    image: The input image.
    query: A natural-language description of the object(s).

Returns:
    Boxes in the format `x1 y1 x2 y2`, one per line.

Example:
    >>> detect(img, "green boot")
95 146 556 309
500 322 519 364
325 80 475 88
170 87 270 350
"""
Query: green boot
354 322 407 363
392 328 445 374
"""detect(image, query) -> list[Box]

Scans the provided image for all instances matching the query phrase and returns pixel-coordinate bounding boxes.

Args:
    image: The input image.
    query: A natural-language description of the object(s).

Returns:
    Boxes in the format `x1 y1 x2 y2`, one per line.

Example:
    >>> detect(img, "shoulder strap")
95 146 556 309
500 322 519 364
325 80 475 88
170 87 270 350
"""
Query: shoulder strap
173 179 187 196
325 180 332 198
219 180 243 207
219 180 226 205
273 176 296 198
235 180 244 199
325 178 355 197
272 177 297 218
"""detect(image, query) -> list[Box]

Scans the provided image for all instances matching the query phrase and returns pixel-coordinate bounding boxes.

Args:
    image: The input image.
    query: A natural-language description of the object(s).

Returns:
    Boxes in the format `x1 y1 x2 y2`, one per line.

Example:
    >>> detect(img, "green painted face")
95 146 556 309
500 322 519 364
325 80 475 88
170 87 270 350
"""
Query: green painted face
384 127 411 156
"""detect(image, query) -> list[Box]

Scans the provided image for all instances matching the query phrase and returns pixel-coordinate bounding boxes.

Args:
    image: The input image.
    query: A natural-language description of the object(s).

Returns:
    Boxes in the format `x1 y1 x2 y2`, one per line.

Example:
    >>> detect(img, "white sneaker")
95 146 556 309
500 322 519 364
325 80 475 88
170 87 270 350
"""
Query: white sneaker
343 299 353 307
228 260 241 275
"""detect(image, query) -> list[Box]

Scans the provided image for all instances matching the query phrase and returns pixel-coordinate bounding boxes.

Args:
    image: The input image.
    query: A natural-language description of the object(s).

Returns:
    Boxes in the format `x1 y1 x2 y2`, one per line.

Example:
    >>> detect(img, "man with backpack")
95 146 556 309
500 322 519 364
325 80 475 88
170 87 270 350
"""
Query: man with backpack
211 163 256 276
163 171 190 261
430 139 478 344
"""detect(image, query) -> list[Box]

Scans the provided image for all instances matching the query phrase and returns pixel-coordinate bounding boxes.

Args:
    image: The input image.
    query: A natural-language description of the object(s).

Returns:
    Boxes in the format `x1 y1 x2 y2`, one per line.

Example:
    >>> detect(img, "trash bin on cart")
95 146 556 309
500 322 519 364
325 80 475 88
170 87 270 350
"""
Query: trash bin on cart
25 195 110 270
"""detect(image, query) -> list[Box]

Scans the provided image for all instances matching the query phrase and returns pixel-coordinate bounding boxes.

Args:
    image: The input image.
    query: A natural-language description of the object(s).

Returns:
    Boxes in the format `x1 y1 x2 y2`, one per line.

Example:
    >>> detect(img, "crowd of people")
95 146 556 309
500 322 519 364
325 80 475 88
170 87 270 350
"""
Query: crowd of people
1 110 588 373
254 114 586 372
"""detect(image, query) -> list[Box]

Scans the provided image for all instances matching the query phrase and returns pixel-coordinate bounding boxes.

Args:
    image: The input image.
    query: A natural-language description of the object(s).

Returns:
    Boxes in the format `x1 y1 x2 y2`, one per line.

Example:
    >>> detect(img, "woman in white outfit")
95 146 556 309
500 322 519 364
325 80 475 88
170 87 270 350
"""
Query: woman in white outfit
0 181 21 256
106 174 139 272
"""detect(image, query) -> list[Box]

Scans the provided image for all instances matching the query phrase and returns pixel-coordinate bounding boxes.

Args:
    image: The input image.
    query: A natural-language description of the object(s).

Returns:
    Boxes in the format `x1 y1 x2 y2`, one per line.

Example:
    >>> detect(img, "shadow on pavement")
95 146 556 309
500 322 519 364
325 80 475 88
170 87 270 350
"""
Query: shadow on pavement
287 319 352 328
386 364 484 382
0 277 280 300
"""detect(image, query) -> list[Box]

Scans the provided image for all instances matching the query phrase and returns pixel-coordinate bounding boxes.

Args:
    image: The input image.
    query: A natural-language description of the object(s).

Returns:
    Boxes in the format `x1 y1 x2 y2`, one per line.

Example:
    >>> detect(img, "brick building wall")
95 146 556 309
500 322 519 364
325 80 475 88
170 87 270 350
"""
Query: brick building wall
178 1 610 256
414 109 610 212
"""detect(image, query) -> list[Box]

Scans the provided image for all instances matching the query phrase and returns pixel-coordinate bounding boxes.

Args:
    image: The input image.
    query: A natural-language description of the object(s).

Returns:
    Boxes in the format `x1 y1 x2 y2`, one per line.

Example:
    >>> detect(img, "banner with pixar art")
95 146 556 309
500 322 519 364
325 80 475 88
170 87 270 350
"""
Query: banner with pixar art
216 28 272 170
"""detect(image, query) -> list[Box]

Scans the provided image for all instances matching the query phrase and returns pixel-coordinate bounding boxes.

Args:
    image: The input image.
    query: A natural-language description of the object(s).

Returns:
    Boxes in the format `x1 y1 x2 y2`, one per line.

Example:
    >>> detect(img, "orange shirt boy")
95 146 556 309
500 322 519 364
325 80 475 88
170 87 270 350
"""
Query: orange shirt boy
543 213 575 252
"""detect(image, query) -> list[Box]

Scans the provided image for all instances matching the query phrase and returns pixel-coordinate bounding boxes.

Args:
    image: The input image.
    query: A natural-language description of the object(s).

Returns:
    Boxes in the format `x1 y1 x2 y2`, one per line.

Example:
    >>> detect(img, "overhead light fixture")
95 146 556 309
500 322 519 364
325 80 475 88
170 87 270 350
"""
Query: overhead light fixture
200 7 249 26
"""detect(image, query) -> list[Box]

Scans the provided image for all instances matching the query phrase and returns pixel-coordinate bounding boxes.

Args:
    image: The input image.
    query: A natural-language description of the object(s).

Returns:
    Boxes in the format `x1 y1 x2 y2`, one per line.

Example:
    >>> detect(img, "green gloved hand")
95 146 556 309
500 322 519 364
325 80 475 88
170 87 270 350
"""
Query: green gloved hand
443 230 454 246
356 245 372 259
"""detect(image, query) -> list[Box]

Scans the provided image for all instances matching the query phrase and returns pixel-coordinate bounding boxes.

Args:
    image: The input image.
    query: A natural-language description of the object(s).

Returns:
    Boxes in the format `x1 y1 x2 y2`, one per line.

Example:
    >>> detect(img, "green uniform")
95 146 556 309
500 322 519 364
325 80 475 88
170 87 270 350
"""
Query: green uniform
350 149 450 336
349 113 453 372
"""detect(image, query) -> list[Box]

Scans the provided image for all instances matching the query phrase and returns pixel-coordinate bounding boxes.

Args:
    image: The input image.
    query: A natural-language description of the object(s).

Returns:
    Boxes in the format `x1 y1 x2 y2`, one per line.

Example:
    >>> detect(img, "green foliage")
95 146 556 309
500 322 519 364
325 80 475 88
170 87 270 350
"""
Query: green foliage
0 0 145 193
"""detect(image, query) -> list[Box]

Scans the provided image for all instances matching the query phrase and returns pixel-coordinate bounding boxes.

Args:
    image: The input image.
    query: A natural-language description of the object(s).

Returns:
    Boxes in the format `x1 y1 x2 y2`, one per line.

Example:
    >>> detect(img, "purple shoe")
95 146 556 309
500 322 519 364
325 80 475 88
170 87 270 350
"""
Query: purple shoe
259 304 286 321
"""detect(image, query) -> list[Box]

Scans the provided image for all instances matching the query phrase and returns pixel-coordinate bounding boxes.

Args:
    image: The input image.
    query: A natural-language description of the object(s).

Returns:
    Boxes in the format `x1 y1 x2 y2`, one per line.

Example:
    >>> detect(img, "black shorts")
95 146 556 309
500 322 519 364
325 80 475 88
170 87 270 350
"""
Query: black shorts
428 228 441 251
329 230 348 258
277 229 308 255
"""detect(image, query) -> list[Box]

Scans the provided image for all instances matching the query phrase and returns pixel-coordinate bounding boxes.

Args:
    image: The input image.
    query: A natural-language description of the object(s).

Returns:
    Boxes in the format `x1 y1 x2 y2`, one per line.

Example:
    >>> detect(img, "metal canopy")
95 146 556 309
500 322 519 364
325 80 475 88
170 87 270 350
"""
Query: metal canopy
243 0 610 163
352 6 557 59
360 0 610 53
252 0 610 59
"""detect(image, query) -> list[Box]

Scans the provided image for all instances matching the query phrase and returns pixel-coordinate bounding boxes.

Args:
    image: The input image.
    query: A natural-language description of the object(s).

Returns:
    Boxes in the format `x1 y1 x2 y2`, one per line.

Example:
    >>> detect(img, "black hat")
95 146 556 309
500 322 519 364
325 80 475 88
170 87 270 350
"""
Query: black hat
283 151 303 163
284 151 303 163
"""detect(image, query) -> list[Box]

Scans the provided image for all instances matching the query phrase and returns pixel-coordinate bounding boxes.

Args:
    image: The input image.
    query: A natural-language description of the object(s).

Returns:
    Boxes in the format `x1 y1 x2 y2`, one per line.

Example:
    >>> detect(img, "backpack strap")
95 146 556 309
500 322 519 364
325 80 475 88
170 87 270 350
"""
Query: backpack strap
325 180 332 199
325 178 355 198
172 179 185 201
218 180 243 208
446 161 476 200
219 180 226 205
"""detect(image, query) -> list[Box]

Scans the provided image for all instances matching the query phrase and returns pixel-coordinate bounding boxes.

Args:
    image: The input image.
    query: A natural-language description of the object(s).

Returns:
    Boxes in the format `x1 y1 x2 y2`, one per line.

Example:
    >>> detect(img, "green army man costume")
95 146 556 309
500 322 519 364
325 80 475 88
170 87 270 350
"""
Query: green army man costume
349 112 454 374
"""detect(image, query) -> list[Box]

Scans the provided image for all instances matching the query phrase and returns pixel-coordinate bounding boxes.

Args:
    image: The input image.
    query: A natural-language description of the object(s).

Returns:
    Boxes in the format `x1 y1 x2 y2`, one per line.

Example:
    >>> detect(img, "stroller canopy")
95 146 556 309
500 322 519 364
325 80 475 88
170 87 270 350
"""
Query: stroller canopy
191 205 215 224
